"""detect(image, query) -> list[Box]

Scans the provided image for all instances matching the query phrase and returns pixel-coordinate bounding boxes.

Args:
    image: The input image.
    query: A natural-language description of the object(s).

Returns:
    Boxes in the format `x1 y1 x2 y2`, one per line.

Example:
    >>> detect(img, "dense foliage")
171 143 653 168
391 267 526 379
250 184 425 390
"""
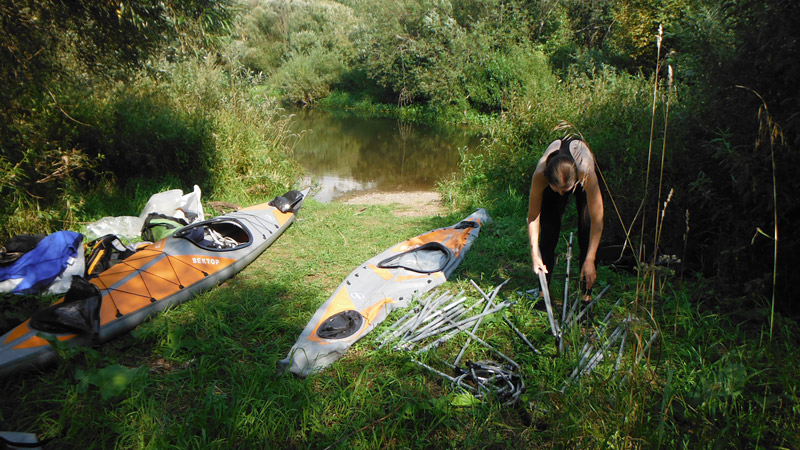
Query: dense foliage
675 0 799 309
0 0 302 237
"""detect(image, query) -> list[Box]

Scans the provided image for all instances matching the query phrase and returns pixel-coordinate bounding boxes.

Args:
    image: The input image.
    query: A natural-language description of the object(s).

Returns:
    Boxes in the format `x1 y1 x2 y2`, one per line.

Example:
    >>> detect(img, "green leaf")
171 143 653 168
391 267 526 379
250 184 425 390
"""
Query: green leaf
74 364 143 400
450 392 480 407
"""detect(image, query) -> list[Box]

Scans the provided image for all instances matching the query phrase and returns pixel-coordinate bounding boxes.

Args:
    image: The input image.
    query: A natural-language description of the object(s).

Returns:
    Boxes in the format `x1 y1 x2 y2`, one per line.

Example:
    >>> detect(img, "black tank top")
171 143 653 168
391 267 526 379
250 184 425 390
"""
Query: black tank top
558 137 575 160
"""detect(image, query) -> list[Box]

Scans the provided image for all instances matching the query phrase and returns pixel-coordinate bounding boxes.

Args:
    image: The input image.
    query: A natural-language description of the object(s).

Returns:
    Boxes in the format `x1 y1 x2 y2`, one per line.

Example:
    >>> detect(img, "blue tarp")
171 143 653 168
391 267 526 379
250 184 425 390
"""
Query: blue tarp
0 231 83 294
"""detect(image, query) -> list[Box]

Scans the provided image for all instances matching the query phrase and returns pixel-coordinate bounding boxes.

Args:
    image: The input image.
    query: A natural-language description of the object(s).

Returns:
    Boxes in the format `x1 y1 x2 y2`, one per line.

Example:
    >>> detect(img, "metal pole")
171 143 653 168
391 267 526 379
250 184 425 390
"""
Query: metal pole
571 284 612 325
620 330 659 386
401 291 453 340
384 290 440 342
538 271 560 338
410 358 477 393
410 303 468 339
406 303 511 343
571 324 626 381
413 295 490 341
503 316 540 354
376 305 421 347
613 328 628 376
562 232 573 325
417 328 461 353
558 233 574 354
436 309 519 369
470 279 539 355
454 280 507 366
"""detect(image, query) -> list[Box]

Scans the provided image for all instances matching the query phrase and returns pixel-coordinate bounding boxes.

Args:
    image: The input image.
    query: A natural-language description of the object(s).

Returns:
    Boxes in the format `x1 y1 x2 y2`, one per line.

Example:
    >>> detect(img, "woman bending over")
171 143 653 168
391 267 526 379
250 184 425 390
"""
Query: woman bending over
527 137 604 300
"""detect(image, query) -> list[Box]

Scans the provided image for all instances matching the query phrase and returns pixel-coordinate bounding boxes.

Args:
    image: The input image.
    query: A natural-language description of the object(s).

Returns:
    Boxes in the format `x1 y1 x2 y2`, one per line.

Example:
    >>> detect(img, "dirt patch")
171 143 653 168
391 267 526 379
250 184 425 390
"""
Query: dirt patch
337 190 446 217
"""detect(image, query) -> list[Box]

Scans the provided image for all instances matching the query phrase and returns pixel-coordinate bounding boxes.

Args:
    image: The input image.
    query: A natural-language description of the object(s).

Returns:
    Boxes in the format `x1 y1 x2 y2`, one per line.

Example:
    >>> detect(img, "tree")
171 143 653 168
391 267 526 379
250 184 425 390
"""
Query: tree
0 0 236 236
0 0 235 117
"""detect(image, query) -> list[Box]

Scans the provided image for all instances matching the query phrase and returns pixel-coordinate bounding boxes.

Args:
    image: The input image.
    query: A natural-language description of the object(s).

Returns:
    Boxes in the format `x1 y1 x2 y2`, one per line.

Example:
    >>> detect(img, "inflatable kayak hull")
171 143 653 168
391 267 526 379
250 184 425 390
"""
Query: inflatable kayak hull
279 209 490 377
0 190 307 377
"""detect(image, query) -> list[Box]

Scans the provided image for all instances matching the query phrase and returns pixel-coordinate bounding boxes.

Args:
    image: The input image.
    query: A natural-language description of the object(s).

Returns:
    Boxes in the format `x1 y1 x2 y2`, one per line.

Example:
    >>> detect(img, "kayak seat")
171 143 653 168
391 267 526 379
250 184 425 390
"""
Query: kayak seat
175 219 252 251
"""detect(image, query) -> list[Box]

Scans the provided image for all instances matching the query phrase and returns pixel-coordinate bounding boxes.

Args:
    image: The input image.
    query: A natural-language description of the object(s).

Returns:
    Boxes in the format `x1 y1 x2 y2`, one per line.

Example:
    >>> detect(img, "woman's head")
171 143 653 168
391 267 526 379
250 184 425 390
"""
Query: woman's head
545 153 578 195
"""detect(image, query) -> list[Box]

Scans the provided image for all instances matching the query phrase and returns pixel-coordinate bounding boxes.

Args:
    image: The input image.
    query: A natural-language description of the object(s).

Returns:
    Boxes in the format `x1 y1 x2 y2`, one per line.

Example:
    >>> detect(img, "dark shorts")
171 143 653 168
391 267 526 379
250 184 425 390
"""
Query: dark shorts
539 184 591 293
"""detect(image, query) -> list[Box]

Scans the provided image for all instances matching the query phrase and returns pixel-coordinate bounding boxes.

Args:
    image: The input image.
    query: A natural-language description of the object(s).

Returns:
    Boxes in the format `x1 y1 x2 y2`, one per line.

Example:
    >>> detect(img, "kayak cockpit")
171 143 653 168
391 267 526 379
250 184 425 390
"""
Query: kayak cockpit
377 242 453 274
174 218 252 251
316 310 364 340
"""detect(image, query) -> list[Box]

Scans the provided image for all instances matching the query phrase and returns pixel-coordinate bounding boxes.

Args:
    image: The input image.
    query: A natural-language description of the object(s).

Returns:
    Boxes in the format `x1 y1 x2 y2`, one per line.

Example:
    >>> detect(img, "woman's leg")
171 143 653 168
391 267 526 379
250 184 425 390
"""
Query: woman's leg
539 187 569 284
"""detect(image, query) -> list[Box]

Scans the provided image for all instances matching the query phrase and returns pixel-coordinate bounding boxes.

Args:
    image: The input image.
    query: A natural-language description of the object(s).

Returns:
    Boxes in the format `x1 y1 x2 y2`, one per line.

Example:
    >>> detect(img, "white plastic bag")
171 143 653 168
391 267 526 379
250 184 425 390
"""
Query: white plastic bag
85 186 204 240
46 250 86 295
138 189 184 221
176 185 204 222
85 216 143 240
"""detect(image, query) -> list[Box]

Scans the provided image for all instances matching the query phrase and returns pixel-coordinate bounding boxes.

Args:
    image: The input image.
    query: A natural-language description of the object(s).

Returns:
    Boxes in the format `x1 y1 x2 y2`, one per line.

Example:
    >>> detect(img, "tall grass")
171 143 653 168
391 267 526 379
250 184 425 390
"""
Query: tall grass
734 87 783 341
90 58 303 205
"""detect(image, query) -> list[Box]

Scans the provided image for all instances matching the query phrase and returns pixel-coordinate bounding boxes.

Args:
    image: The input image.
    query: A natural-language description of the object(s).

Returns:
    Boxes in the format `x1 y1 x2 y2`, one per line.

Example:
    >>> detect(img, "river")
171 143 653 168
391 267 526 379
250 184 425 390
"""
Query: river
287 109 481 202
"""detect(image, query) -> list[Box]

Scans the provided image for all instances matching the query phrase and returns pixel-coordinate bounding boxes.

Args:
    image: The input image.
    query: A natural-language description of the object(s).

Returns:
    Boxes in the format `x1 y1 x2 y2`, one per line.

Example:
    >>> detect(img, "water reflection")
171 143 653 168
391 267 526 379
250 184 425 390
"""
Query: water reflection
288 109 480 202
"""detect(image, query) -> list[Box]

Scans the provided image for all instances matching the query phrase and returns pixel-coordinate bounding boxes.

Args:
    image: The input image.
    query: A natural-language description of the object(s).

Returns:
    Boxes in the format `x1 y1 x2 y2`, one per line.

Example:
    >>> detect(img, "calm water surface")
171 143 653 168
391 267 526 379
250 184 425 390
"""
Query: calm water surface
288 109 480 202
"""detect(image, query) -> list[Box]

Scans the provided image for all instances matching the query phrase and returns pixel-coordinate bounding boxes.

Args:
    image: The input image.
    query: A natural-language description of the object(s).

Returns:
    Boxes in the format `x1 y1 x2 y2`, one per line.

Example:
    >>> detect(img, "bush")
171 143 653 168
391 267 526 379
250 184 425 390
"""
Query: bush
76 92 215 187
269 48 347 105
464 45 551 113
236 0 359 104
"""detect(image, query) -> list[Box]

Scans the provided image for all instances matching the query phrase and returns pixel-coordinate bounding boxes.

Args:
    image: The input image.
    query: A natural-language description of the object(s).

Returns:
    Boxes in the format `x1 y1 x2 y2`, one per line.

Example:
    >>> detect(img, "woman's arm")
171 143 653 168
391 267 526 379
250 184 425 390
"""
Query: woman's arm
581 169 604 288
528 170 549 274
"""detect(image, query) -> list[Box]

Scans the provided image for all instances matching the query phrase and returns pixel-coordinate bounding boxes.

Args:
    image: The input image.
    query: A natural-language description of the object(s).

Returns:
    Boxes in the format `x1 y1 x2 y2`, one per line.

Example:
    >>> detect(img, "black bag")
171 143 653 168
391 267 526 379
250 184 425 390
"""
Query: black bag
85 234 136 278
0 234 46 266
268 190 304 213
30 276 102 336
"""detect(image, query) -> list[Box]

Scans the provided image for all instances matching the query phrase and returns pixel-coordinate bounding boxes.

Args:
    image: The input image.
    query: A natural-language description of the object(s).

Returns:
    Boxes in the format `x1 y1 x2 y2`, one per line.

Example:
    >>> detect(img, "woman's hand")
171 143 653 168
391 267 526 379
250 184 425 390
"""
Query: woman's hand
580 259 597 289
531 251 548 275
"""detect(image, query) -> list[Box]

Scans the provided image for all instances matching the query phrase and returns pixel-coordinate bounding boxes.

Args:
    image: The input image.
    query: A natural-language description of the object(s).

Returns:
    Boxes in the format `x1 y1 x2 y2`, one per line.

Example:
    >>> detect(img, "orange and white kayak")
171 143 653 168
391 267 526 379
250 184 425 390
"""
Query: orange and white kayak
0 189 307 377
279 209 490 377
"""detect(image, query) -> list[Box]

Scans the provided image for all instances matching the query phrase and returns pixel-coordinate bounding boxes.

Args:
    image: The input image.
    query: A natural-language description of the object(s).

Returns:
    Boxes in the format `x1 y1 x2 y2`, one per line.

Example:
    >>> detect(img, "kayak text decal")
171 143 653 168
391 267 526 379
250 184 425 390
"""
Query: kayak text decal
192 257 221 265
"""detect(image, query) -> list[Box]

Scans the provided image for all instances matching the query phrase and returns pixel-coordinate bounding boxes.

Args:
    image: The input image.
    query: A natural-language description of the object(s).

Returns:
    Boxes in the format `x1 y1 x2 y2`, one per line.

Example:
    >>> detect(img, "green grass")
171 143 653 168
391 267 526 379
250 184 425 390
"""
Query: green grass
1 199 798 449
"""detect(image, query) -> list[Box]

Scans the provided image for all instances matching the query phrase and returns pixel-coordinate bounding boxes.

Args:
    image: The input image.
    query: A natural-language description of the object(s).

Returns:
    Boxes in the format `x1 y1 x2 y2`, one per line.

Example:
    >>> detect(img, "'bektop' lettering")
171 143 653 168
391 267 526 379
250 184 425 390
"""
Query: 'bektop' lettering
192 257 221 265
